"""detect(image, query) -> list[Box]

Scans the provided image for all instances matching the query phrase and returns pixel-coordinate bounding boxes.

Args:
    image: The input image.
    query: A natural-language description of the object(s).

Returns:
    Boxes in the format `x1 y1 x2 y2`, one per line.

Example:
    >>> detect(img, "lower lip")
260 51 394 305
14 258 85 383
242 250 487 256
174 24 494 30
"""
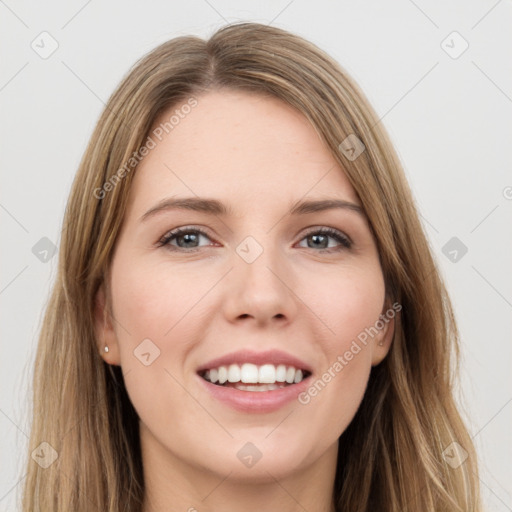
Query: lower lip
196 374 312 413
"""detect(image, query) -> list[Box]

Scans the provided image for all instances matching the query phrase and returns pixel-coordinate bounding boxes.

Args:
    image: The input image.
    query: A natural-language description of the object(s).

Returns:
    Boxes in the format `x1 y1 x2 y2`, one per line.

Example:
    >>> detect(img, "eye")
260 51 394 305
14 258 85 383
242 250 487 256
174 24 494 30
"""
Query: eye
157 226 352 253
297 227 352 252
157 227 215 251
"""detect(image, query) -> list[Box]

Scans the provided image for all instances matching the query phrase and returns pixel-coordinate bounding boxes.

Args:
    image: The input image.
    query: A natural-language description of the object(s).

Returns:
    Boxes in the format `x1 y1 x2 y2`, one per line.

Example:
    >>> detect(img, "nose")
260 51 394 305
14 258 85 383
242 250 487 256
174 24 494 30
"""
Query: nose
221 241 298 327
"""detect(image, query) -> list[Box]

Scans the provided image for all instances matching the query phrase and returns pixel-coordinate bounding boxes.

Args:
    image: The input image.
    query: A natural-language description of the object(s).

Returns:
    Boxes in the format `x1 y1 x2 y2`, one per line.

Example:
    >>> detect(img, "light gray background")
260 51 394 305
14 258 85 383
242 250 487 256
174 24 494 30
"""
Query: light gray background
1 1 511 510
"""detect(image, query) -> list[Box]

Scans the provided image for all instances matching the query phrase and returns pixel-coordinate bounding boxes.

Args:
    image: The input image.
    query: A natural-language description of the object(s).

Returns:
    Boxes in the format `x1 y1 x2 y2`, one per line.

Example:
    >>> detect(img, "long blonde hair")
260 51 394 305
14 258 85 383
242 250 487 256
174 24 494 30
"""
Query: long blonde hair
22 22 482 511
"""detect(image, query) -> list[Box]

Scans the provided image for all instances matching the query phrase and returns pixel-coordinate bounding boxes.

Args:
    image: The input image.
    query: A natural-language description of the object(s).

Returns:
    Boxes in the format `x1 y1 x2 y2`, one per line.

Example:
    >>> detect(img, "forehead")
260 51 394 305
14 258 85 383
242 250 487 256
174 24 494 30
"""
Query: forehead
127 89 360 218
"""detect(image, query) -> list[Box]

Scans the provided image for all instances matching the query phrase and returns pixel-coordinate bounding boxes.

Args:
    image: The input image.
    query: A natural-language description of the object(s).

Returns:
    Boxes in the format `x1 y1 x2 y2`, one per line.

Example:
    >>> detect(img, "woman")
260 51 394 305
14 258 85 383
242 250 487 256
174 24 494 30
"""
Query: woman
22 22 482 511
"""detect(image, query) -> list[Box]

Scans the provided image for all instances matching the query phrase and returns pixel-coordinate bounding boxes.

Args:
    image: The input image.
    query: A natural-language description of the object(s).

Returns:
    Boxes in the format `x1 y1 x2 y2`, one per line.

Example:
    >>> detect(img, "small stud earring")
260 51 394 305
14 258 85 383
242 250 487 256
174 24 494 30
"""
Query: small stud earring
378 341 384 346
104 345 109 353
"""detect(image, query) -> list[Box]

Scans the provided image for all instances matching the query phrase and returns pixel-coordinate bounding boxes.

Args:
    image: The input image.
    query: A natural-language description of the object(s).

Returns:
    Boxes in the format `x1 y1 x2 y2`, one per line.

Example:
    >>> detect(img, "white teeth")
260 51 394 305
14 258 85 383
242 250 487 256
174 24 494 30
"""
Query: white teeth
285 366 295 384
218 366 228 384
202 363 309 386
240 363 259 383
258 364 276 383
234 383 287 392
276 364 287 382
227 364 240 382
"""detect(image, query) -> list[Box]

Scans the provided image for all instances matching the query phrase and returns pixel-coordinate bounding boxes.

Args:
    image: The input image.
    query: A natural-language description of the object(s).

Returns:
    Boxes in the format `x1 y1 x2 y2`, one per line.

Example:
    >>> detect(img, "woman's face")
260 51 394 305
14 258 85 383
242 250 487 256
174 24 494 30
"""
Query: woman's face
96 89 393 482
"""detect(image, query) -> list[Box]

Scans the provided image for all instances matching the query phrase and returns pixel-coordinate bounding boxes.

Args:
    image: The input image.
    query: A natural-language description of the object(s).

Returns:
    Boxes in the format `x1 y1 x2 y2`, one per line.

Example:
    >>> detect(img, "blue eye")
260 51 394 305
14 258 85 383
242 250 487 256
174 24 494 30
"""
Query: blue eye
157 226 352 252
158 227 213 250
297 227 352 251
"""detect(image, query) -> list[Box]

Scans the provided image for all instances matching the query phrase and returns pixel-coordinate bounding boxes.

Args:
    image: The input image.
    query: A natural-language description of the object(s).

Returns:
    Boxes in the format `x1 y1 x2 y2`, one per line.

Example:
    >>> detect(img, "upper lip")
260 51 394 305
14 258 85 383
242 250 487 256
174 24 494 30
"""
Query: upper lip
196 349 313 374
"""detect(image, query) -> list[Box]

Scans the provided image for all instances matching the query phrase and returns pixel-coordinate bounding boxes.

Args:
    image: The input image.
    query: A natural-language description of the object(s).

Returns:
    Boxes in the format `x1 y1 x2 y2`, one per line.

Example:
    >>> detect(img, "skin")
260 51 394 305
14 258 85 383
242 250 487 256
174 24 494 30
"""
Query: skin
94 89 394 512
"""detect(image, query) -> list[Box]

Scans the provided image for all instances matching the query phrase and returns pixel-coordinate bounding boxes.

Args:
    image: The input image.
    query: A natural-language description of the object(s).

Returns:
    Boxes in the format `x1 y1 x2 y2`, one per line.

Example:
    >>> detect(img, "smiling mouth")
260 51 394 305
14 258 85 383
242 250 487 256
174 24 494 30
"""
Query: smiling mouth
198 363 311 392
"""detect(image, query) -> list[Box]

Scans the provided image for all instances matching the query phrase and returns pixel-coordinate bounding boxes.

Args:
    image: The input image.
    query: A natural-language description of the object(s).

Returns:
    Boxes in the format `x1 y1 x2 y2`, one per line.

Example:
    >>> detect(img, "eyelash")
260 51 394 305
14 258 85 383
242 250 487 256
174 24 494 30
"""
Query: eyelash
157 226 352 253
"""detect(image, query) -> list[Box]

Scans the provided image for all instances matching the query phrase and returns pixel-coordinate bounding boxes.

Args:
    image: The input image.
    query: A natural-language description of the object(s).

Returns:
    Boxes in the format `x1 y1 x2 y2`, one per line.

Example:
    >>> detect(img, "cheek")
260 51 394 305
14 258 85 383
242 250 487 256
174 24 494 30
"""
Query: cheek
304 261 386 349
111 258 204 356
112 269 167 344
109 260 207 434
295 264 384 430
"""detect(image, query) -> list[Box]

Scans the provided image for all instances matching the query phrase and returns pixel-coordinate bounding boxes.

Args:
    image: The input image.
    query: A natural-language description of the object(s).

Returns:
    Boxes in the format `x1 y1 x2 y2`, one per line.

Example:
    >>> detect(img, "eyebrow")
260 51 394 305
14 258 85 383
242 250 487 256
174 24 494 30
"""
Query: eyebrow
139 196 365 222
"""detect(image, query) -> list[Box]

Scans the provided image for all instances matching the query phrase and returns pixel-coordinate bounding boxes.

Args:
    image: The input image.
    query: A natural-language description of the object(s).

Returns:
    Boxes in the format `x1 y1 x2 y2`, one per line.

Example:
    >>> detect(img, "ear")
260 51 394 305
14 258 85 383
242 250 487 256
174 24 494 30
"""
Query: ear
371 299 398 367
93 284 121 366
